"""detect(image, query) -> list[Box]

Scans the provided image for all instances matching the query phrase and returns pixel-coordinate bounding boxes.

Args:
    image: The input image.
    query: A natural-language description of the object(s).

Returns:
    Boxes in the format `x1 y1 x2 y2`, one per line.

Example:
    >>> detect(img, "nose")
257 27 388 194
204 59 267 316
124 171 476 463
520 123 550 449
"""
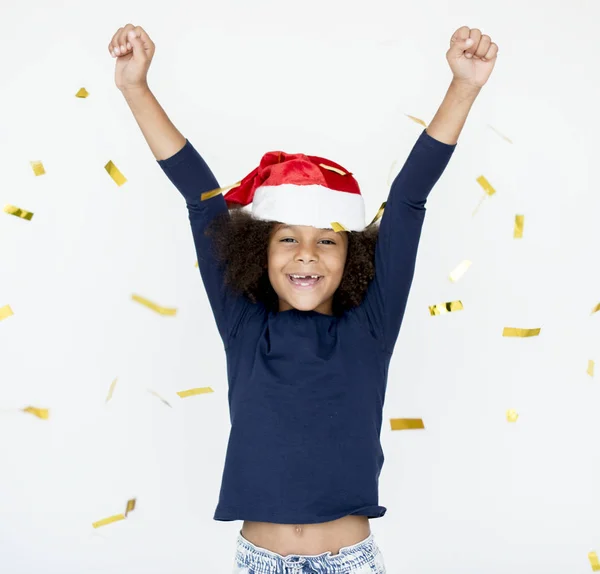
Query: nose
294 245 318 264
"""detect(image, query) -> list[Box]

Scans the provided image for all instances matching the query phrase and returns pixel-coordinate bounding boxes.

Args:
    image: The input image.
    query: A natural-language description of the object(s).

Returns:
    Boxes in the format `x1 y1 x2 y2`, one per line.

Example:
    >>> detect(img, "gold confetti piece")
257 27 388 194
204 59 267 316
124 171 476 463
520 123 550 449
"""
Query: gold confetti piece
22 407 49 420
0 304 14 321
131 294 177 316
472 175 496 217
386 161 398 187
92 513 126 529
476 175 496 197
201 188 224 201
449 260 472 283
75 87 89 98
195 261 198 267
367 202 386 227
92 498 136 529
589 551 600 571
487 125 513 144
124 498 136 517
502 327 541 338
591 303 600 315
513 215 525 239
104 161 127 187
506 409 519 423
4 204 34 221
319 163 347 176
429 301 464 316
390 418 425 431
177 387 214 398
201 181 241 201
405 114 428 127
330 222 348 233
587 360 595 377
471 196 485 217
106 377 118 403
30 161 46 176
148 390 172 408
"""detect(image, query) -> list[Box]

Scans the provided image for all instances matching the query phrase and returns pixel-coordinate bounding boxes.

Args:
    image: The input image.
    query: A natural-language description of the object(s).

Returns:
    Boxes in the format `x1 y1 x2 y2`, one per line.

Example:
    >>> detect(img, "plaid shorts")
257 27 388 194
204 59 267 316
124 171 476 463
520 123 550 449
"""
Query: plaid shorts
233 532 386 573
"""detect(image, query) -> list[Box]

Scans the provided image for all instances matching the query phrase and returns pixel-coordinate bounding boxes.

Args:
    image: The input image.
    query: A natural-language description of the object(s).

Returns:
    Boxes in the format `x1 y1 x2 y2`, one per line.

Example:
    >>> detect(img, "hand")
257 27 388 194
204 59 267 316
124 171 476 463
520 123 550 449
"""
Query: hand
446 26 498 89
108 24 155 92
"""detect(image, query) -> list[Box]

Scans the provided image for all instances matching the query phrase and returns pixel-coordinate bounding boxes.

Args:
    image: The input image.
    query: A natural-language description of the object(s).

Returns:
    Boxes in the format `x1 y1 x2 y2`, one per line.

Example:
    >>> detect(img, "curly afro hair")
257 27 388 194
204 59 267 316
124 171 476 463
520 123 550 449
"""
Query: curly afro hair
206 209 379 315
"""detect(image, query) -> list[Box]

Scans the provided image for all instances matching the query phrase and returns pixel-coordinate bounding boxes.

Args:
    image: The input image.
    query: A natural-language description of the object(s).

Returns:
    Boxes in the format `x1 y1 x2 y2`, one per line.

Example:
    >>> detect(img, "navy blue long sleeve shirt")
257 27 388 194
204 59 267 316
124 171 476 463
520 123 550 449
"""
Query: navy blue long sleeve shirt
158 130 455 523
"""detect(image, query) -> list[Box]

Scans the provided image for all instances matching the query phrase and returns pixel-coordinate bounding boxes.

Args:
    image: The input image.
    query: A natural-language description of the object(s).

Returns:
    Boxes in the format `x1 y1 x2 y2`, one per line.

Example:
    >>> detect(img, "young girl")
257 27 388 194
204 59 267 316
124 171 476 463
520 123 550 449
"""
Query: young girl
109 24 498 573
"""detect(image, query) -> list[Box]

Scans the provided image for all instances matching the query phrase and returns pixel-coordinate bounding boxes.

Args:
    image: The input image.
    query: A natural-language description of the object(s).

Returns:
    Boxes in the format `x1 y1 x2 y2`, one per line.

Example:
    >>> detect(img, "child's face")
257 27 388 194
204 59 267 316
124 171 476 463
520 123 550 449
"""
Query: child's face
268 224 348 315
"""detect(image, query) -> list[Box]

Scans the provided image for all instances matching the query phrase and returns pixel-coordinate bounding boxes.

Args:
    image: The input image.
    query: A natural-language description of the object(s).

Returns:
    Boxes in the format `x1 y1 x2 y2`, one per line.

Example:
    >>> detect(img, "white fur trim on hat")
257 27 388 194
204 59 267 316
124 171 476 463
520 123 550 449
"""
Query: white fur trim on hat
252 184 366 231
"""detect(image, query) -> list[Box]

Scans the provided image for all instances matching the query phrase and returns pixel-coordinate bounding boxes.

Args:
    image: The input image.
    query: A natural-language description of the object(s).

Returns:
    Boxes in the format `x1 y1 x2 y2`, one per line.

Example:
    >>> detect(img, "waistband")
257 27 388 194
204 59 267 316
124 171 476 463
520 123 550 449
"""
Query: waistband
235 531 378 572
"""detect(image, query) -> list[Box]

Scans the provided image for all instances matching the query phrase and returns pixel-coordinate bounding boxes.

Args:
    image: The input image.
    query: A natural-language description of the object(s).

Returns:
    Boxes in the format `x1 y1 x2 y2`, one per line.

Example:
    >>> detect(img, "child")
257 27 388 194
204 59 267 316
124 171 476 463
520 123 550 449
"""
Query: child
109 24 498 573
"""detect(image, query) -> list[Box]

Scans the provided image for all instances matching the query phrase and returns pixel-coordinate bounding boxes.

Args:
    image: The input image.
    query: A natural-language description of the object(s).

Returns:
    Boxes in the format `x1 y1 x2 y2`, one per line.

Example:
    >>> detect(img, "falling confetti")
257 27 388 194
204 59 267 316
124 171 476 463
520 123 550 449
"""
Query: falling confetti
591 303 600 315
92 514 125 529
148 390 172 408
330 222 348 233
502 327 541 338
472 175 496 216
0 305 14 321
106 378 118 403
319 163 347 176
104 161 127 187
506 409 519 423
386 161 398 187
429 301 464 316
449 260 472 283
405 114 427 128
177 387 214 398
368 202 386 227
124 498 136 517
75 87 89 98
201 181 241 201
390 418 425 431
589 552 600 571
92 498 136 529
487 125 513 144
201 188 224 201
513 215 525 239
131 294 177 316
30 161 46 176
22 407 49 420
587 360 595 378
476 176 496 197
4 204 33 221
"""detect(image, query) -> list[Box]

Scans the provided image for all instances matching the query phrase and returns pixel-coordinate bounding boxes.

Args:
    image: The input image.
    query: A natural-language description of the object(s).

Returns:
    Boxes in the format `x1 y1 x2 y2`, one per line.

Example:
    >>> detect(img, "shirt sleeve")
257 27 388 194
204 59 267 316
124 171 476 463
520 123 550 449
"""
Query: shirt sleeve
157 140 253 346
361 129 456 354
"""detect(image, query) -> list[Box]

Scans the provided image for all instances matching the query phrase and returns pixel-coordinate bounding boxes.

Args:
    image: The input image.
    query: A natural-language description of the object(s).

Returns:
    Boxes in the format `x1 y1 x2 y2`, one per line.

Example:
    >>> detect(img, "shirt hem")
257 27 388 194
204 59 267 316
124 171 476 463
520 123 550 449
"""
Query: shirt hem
213 505 387 523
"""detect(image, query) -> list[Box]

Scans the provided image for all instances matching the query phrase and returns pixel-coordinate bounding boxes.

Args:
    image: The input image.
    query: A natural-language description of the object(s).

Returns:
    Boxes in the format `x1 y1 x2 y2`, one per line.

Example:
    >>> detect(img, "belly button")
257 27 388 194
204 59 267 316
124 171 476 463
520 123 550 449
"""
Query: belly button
295 525 303 535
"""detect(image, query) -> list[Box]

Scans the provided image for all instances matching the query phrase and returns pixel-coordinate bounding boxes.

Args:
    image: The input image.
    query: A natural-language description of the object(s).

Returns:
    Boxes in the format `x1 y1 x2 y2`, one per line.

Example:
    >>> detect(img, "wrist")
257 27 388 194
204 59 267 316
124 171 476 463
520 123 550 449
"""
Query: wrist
448 79 482 100
120 84 151 99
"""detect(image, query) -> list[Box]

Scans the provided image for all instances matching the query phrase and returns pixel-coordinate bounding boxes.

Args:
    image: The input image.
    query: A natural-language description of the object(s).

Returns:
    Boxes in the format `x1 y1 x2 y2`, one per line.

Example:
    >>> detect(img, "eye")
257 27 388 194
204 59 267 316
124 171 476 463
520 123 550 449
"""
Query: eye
319 239 336 245
279 237 297 243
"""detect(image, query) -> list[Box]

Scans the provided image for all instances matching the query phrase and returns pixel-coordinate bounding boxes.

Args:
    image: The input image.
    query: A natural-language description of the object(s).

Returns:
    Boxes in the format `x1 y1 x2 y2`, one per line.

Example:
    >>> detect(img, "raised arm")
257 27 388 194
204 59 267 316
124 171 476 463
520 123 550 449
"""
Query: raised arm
111 24 252 345
361 26 499 353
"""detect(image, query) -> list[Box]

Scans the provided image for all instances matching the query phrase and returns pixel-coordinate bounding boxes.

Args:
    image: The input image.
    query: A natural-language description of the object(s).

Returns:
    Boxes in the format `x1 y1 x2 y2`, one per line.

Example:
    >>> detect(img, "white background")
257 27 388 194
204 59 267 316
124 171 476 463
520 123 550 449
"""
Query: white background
1 0 599 572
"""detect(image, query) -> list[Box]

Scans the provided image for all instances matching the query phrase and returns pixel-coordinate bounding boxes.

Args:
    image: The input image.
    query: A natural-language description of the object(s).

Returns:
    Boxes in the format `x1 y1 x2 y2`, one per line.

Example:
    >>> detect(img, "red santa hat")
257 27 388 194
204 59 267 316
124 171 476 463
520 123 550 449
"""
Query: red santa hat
222 151 366 231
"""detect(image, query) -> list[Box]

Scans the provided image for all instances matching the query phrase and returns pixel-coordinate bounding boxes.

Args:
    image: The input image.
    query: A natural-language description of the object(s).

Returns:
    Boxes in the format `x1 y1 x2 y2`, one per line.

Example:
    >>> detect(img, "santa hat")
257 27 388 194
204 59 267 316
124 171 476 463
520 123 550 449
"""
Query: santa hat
221 151 366 232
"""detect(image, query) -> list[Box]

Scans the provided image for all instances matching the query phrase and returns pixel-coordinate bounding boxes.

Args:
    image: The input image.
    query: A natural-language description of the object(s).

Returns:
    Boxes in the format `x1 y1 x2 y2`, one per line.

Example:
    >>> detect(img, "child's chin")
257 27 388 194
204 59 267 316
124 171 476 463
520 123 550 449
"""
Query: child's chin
287 296 324 312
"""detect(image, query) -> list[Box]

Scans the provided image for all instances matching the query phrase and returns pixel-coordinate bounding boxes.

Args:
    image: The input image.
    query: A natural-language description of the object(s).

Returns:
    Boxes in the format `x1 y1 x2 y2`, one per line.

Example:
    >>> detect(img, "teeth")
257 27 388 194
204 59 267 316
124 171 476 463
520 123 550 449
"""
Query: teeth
290 274 320 279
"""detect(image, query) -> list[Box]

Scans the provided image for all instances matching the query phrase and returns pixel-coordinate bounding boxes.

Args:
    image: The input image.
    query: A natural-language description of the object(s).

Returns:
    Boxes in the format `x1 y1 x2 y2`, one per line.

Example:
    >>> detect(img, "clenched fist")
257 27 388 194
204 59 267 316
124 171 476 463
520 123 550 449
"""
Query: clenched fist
446 26 499 88
108 24 155 92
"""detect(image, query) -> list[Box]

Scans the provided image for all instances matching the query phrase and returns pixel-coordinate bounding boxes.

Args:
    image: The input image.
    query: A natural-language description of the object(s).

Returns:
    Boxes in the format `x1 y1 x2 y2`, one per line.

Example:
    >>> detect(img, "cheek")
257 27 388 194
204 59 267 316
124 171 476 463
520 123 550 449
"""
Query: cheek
328 251 348 283
266 248 285 279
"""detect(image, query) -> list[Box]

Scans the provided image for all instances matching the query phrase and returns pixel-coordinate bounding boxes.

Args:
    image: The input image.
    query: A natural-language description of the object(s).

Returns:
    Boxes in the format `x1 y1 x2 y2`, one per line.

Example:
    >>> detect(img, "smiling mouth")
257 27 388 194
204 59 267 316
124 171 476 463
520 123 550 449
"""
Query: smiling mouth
288 274 323 288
